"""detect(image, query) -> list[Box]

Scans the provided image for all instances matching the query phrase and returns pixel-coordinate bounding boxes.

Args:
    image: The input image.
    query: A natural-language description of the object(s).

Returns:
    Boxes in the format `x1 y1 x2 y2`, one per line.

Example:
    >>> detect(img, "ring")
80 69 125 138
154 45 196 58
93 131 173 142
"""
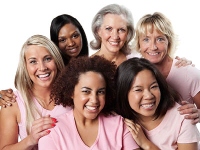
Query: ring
0 93 2 100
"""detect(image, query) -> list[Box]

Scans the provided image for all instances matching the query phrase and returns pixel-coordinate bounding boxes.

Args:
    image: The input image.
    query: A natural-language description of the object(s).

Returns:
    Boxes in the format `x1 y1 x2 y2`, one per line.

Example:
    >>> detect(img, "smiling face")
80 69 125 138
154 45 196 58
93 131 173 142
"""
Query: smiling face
98 14 128 53
139 29 169 64
72 71 106 121
58 23 82 57
25 45 57 89
128 69 161 121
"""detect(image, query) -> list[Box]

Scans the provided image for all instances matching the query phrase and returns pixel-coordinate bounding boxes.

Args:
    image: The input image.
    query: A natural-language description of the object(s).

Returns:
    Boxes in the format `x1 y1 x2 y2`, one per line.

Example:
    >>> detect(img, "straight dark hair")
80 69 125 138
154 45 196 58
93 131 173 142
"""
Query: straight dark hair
115 57 178 123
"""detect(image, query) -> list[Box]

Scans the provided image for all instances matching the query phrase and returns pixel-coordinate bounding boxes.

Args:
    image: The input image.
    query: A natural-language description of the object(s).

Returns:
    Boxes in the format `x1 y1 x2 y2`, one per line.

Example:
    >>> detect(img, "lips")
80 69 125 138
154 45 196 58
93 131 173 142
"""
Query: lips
140 102 155 109
37 73 50 78
147 52 159 56
85 105 99 110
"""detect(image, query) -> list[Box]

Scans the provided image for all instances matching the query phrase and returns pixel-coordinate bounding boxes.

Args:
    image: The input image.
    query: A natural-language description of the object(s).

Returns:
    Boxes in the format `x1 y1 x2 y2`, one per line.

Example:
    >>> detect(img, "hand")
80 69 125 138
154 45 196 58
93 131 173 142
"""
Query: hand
0 88 16 107
175 56 195 68
27 115 57 146
177 101 199 124
124 118 155 149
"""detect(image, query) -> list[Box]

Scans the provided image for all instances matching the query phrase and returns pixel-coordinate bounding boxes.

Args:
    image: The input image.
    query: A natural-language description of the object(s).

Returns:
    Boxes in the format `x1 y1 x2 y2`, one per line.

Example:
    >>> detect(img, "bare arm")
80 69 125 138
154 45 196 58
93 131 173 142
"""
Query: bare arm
178 142 198 150
0 102 57 150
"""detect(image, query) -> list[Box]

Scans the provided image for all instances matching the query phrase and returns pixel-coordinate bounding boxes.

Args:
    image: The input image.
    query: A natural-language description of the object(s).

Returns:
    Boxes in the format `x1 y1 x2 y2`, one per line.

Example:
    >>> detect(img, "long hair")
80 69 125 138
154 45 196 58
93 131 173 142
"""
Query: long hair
50 14 89 65
14 34 64 134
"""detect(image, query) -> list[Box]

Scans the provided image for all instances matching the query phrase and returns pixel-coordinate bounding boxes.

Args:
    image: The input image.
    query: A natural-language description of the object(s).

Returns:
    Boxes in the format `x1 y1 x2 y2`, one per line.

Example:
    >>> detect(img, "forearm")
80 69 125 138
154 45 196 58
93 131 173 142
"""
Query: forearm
140 140 160 150
1 136 36 150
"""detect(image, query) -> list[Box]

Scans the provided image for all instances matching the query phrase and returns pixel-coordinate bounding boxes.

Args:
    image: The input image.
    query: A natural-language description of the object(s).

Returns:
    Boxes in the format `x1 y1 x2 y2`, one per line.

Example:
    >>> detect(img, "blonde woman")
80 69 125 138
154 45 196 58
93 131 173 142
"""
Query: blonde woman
0 35 71 150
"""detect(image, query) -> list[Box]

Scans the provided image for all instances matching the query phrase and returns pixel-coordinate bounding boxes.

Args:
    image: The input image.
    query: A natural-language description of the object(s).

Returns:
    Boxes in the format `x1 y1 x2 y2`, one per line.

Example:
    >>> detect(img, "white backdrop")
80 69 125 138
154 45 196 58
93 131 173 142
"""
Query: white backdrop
0 0 199 129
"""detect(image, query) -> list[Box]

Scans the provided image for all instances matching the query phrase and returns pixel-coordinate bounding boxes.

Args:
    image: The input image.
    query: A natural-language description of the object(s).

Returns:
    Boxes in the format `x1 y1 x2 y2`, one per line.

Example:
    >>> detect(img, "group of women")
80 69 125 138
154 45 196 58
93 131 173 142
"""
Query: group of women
0 3 199 150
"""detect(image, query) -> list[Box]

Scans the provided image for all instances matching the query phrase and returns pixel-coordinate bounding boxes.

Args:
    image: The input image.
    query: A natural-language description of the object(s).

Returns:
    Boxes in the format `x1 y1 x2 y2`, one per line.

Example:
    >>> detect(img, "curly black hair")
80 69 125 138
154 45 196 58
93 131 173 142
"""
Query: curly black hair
50 55 117 114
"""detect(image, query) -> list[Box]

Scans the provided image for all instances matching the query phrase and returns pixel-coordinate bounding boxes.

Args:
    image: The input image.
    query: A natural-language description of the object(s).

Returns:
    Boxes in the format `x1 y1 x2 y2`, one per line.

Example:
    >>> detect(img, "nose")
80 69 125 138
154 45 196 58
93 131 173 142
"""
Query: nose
39 62 47 71
149 40 158 50
143 89 154 99
90 93 99 104
67 39 75 47
111 30 119 39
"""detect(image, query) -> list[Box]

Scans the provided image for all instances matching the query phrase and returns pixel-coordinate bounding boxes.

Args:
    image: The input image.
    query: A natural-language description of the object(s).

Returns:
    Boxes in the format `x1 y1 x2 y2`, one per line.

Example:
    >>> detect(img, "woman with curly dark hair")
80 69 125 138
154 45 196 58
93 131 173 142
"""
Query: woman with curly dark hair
38 55 139 150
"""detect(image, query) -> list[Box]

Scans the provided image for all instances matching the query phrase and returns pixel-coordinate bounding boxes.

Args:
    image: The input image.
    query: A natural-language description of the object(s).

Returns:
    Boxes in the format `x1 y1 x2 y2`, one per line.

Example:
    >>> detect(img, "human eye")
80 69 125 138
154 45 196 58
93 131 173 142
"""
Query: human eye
28 59 37 64
72 32 80 39
133 88 142 92
118 28 126 33
81 88 90 94
97 89 106 95
143 37 149 42
44 56 52 62
58 38 66 43
105 27 112 31
151 83 159 89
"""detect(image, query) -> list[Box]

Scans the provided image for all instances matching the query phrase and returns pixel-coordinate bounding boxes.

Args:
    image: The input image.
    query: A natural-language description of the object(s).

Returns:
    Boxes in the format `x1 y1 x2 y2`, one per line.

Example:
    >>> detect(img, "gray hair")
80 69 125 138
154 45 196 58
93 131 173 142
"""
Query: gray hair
90 4 135 55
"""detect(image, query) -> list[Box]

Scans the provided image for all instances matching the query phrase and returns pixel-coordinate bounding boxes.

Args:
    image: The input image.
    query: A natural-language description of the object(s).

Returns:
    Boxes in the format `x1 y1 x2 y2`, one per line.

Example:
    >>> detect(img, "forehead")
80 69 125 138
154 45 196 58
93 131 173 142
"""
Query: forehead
77 71 105 86
102 13 127 27
139 23 164 36
59 23 80 34
25 45 50 57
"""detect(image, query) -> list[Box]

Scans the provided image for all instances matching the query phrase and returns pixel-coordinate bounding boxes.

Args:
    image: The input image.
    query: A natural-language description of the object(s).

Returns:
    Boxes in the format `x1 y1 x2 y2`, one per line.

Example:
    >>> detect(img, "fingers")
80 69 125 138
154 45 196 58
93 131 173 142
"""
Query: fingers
0 89 16 108
29 116 57 144
174 56 193 67
177 102 196 114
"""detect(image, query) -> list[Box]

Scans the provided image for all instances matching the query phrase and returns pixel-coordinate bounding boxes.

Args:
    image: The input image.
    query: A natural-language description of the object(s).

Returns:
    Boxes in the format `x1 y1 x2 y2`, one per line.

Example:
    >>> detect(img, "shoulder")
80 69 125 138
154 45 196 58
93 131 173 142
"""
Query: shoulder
100 113 124 127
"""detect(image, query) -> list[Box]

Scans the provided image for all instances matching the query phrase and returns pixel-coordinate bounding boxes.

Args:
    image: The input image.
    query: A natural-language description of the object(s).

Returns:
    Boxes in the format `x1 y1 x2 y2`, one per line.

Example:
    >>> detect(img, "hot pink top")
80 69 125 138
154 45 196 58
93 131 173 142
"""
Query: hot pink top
38 110 139 150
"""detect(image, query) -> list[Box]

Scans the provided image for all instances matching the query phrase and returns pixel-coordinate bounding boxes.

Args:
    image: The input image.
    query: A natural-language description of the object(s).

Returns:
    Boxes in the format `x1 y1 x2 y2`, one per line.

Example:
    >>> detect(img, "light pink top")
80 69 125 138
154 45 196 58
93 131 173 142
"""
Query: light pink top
143 103 200 149
15 90 71 140
167 59 200 104
38 110 139 150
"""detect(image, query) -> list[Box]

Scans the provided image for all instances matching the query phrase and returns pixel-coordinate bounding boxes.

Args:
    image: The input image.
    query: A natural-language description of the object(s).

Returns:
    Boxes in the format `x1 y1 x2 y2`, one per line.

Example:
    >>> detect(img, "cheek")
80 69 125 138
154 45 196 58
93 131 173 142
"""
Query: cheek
139 42 149 50
58 43 66 51
128 93 139 110
120 33 128 41
76 38 83 49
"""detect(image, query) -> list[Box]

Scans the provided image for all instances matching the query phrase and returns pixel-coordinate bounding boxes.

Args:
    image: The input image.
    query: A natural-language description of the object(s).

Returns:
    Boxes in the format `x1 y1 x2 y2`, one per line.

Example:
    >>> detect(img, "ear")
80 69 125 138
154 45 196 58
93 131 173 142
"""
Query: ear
71 93 74 99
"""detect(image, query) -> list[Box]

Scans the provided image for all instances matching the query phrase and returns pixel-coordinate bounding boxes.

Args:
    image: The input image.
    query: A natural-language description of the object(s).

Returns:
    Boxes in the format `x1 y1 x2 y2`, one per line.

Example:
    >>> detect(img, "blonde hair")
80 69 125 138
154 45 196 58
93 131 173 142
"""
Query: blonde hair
14 35 64 134
133 12 177 57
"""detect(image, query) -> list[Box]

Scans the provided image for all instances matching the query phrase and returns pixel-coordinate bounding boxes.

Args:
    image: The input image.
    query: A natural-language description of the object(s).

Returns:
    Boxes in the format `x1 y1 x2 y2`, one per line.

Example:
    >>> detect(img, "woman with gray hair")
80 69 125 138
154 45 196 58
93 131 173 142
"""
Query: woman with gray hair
90 3 134 66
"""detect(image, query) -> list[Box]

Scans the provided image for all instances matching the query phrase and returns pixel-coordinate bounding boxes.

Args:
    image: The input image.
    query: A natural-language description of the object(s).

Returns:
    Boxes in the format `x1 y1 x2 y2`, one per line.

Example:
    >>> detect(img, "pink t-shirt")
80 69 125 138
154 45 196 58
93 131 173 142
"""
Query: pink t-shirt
167 59 200 104
38 110 139 150
15 90 71 140
143 103 200 149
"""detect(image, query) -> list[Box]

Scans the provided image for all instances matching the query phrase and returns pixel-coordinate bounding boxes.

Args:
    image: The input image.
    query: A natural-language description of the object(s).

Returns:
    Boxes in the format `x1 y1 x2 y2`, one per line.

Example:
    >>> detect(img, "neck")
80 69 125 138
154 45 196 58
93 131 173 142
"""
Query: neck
32 86 53 109
96 49 127 66
154 55 173 78
73 109 98 127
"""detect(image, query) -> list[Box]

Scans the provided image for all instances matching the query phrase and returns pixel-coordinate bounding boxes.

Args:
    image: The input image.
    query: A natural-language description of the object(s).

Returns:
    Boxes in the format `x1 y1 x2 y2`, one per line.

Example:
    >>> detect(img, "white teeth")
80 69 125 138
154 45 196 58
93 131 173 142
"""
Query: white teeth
109 41 119 45
148 52 158 56
85 106 97 110
141 103 154 108
38 73 49 78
